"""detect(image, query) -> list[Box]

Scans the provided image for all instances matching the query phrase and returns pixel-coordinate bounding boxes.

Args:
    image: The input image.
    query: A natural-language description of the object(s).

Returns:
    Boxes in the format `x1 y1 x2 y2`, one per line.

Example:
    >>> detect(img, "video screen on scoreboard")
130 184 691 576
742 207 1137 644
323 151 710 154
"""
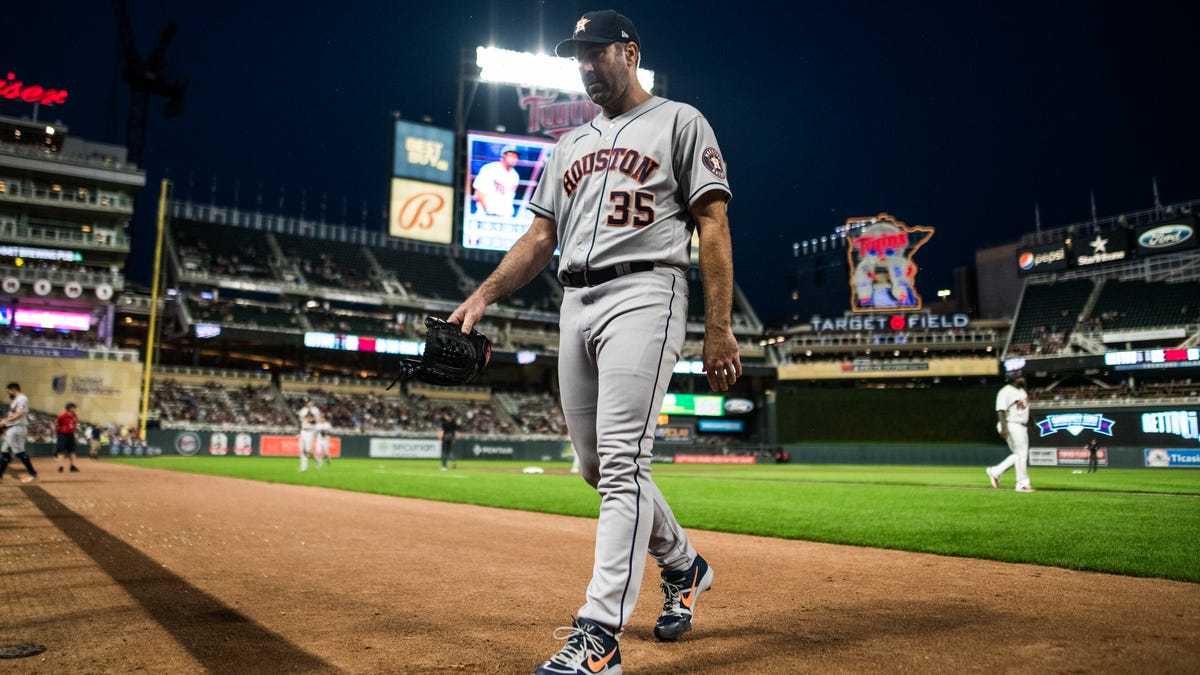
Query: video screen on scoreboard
462 131 556 252
13 309 90 331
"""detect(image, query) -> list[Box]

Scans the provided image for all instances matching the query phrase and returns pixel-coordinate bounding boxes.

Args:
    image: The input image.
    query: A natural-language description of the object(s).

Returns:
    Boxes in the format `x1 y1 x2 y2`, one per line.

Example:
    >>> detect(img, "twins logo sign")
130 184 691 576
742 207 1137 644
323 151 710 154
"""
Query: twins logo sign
1036 413 1116 437
846 213 935 312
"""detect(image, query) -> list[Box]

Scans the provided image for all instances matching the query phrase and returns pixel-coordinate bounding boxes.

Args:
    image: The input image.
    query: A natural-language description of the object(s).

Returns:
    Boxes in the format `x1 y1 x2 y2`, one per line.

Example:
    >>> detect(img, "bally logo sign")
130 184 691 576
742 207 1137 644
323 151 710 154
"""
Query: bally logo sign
1 72 69 105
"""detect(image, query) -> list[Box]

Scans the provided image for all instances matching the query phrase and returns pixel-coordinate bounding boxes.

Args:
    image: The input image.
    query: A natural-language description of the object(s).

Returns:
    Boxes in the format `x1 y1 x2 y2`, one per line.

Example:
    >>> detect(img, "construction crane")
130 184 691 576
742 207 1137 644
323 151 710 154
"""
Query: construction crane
109 0 188 166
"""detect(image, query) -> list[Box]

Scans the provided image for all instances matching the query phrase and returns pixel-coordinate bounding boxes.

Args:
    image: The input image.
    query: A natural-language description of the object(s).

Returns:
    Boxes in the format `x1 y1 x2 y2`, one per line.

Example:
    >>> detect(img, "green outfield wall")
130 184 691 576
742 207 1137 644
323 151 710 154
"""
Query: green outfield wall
776 385 998 443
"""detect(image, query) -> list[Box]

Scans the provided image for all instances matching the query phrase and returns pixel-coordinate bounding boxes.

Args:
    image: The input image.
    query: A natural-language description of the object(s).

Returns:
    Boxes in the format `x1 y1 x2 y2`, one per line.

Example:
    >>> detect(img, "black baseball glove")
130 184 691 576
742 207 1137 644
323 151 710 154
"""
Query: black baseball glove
387 316 492 389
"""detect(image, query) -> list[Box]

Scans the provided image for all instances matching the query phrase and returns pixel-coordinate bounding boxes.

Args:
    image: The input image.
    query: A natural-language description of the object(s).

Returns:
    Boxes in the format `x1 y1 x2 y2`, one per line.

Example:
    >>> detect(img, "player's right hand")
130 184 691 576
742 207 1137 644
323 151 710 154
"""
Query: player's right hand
447 294 489 334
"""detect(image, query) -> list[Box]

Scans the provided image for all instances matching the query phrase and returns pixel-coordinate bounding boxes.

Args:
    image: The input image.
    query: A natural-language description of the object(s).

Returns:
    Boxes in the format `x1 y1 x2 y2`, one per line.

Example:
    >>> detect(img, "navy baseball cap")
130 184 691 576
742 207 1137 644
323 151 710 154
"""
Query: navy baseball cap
555 10 641 57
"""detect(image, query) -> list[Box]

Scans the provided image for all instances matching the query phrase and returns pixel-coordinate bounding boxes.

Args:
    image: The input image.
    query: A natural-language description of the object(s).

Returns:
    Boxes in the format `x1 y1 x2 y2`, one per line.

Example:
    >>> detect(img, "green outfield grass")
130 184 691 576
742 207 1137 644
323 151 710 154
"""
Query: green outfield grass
112 457 1200 583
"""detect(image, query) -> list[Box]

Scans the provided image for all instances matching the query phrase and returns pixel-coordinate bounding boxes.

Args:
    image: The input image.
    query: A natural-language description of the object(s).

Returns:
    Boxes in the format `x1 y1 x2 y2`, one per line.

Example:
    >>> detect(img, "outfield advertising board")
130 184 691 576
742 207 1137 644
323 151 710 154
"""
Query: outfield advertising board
1029 448 1109 467
260 435 342 458
1144 448 1200 468
1031 406 1199 448
368 438 440 459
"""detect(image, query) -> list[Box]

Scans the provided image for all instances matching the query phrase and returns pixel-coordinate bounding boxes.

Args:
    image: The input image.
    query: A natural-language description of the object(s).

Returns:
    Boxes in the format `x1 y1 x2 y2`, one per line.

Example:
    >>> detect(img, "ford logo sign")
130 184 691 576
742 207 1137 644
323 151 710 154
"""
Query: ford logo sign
724 398 755 414
1139 224 1193 249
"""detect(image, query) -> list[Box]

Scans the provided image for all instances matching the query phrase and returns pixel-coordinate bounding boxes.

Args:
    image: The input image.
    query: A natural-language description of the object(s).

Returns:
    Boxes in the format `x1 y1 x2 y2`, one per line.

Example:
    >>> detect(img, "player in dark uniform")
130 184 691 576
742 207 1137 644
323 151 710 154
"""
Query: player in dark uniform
438 410 458 471
1086 438 1100 473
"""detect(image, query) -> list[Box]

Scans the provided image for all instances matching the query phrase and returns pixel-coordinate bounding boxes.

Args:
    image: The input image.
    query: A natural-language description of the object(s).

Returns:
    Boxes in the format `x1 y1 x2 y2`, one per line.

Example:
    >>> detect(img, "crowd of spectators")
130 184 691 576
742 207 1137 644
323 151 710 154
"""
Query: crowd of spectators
152 379 291 426
1031 378 1200 404
0 328 103 350
497 392 568 435
1009 325 1068 356
294 252 376 292
177 239 273 278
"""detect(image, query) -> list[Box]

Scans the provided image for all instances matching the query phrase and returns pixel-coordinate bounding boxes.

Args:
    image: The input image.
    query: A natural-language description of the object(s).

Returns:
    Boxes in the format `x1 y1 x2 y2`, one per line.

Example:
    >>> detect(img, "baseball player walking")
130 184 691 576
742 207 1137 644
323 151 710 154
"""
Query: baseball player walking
296 398 320 471
1 382 40 483
988 372 1034 492
450 10 740 674
315 413 333 468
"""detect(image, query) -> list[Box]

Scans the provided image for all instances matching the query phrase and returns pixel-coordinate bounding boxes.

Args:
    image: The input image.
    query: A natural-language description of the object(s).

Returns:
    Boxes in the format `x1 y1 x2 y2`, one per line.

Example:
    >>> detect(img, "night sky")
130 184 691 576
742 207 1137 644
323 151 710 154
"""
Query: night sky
4 1 1197 324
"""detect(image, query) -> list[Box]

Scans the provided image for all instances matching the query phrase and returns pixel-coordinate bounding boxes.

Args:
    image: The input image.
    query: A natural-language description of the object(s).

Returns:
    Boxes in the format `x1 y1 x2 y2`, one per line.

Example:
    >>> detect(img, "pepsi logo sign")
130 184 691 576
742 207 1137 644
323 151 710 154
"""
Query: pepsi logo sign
1138 224 1193 249
1018 252 1034 270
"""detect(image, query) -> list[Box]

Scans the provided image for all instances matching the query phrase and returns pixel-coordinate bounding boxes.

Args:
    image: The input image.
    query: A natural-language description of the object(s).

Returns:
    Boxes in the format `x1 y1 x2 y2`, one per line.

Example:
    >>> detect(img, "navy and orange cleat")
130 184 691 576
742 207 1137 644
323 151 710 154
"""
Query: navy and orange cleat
655 554 714 642
534 617 621 675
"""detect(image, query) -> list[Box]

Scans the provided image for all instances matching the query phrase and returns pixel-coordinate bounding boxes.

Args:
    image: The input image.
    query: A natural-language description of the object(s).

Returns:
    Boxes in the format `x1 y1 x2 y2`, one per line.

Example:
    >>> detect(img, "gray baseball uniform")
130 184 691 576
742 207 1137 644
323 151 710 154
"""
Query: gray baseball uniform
528 95 731 632
2 392 30 454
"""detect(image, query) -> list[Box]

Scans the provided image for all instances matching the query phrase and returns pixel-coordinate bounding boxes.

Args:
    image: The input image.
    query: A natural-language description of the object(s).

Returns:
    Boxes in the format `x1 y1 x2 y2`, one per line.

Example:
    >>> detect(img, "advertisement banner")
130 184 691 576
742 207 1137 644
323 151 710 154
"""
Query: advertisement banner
1144 448 1200 468
467 442 515 458
1135 220 1197 256
1029 448 1058 466
388 178 454 244
368 438 440 459
654 424 694 444
1054 448 1108 467
697 419 745 433
661 393 725 417
1073 230 1130 267
1030 406 1200 448
260 435 342 458
673 454 757 465
0 354 141 426
1016 242 1069 275
392 120 455 185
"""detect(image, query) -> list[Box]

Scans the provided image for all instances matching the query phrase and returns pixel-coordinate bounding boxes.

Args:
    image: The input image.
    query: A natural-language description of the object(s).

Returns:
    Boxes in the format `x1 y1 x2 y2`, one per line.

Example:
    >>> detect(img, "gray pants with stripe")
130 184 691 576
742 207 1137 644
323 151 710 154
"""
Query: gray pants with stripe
558 266 697 633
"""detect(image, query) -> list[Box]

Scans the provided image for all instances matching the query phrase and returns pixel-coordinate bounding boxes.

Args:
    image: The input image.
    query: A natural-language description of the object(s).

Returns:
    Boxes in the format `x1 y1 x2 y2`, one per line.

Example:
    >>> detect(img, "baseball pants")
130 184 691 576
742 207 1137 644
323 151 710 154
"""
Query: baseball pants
992 422 1031 490
298 432 315 470
558 266 697 633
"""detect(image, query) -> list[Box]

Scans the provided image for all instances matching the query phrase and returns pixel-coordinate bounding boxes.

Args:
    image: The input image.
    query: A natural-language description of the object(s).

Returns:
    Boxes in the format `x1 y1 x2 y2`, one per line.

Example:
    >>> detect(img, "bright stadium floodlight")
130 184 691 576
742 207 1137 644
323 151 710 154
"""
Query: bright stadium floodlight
475 46 655 94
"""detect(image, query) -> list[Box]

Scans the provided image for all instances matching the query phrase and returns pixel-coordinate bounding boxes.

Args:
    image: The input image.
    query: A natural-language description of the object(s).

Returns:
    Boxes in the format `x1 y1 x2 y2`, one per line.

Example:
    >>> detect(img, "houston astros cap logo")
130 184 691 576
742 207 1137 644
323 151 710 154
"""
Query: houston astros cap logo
575 17 590 34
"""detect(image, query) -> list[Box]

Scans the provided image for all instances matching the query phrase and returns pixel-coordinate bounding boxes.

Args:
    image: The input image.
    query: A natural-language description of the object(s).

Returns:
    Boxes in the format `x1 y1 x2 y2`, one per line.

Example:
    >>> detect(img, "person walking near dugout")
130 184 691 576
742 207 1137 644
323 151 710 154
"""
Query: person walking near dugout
449 9 740 673
1 382 40 483
55 402 81 474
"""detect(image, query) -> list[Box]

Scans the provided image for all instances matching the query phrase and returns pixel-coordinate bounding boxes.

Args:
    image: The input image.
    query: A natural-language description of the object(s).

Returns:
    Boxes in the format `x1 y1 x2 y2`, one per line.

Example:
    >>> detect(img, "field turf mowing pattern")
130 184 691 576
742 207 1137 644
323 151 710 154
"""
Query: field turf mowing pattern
113 458 1200 583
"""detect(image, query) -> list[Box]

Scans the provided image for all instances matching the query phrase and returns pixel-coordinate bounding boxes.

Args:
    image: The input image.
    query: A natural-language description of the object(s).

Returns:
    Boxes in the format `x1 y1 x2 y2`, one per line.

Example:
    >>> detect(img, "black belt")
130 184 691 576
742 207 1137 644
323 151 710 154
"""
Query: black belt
559 261 656 288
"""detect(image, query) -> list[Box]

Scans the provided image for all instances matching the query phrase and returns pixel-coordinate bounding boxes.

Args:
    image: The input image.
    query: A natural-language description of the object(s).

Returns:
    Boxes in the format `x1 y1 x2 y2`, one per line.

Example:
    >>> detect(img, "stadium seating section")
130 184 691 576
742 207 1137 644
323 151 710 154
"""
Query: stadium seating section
152 379 293 426
371 248 465 301
457 258 558 312
173 220 275 278
1086 280 1200 331
1008 279 1093 355
272 232 377 292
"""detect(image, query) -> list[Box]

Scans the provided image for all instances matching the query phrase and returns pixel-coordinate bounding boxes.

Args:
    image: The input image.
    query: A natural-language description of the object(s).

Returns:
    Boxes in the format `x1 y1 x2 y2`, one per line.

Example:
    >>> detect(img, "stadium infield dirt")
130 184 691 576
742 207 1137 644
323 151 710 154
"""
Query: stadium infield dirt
0 461 1196 674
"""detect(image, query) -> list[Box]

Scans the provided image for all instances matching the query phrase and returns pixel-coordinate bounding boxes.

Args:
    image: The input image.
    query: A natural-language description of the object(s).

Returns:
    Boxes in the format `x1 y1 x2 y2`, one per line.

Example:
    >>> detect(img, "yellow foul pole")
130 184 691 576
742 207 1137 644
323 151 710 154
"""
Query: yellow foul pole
139 179 170 440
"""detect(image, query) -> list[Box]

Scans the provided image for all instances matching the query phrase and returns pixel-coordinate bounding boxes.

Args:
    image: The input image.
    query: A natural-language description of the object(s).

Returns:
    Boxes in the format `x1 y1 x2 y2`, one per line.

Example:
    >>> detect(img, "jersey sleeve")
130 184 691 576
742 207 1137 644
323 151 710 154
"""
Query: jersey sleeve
471 164 490 193
995 389 1008 413
529 140 567 220
675 113 732 209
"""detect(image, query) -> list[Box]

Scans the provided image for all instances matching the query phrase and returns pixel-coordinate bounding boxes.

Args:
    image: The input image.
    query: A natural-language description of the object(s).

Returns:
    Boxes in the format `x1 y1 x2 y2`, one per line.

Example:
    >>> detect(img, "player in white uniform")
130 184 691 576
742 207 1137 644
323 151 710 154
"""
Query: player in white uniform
296 398 320 471
988 373 1034 492
314 413 333 467
450 10 740 674
472 146 521 216
2 382 40 483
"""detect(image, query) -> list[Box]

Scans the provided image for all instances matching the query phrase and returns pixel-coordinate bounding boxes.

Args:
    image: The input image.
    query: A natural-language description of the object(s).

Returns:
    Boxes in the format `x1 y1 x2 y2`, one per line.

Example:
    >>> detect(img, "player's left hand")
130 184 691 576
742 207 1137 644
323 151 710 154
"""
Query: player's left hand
702 328 742 392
